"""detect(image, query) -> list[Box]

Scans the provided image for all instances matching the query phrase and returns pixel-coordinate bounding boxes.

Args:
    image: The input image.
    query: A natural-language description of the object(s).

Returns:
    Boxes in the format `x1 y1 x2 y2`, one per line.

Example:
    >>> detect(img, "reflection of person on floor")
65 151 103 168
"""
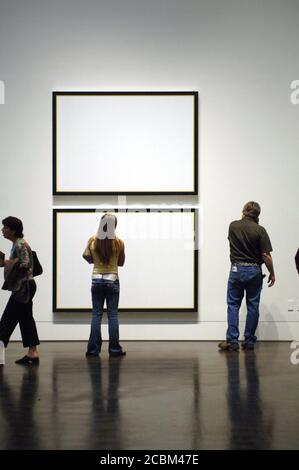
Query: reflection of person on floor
86 358 123 449
83 213 126 358
0 364 40 449
295 249 299 274
225 352 273 450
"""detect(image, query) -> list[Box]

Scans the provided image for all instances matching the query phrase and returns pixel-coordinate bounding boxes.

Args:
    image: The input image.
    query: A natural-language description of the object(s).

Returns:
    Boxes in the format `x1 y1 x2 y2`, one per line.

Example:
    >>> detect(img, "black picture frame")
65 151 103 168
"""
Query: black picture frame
52 91 198 195
53 208 198 313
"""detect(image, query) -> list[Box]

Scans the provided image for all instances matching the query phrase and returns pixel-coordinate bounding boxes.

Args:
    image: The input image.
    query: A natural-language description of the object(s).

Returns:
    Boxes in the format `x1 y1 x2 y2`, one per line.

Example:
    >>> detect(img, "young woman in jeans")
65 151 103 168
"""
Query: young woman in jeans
83 213 126 357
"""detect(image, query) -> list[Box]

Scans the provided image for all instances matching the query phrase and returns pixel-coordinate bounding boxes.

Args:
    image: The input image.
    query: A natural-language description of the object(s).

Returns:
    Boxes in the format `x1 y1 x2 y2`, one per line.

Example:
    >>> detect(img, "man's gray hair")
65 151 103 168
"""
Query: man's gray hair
242 201 261 223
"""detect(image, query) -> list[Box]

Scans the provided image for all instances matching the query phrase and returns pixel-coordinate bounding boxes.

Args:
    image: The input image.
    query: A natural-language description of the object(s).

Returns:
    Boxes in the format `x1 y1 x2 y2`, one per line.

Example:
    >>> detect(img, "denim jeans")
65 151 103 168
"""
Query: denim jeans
87 278 123 355
226 265 263 345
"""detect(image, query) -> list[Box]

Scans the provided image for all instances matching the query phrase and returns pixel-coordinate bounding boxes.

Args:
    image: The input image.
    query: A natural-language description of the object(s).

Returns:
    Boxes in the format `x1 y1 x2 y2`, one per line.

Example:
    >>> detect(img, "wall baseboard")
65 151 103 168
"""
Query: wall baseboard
9 321 299 342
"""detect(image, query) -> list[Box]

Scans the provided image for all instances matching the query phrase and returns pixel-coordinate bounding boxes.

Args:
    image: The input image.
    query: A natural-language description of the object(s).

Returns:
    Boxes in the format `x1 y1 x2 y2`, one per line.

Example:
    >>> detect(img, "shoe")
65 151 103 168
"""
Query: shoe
218 341 239 351
241 342 254 350
85 352 99 357
15 355 40 365
109 351 126 357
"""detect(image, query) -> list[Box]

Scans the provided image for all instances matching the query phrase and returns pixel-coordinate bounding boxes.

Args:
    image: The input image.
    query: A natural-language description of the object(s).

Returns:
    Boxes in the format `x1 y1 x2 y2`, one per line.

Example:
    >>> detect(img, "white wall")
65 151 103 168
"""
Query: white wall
0 0 298 341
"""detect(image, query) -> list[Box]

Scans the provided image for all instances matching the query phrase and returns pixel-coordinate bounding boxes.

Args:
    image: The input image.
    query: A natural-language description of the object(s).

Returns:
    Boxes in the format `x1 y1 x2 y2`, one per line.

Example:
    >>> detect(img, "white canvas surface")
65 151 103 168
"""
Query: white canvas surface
55 210 196 310
55 94 195 193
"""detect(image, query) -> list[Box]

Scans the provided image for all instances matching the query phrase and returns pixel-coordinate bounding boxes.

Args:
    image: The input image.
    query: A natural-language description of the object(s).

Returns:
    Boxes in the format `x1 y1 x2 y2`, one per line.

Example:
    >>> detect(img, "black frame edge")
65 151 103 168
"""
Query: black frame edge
53 208 198 313
52 91 198 196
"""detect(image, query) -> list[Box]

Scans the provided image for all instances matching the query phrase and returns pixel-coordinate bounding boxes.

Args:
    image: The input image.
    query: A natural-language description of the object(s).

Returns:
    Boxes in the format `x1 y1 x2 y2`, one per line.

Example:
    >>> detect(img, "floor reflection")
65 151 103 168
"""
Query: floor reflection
51 355 201 449
3 341 296 450
86 357 123 449
225 351 274 449
0 365 40 449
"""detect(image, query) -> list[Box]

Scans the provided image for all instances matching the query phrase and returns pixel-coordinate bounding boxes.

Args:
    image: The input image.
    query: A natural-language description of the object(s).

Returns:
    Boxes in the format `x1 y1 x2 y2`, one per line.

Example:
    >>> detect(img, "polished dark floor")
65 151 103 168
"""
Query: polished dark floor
0 341 299 450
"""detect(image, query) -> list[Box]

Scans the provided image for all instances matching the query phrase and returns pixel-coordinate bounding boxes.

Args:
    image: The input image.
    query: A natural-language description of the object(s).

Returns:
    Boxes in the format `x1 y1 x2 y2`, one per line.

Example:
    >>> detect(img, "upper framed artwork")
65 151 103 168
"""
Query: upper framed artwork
53 91 198 195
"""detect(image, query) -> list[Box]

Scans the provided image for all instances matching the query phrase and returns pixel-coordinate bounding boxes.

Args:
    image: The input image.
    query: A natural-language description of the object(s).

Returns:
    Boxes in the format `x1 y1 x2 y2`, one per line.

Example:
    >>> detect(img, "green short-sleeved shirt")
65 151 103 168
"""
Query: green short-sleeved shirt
228 217 272 264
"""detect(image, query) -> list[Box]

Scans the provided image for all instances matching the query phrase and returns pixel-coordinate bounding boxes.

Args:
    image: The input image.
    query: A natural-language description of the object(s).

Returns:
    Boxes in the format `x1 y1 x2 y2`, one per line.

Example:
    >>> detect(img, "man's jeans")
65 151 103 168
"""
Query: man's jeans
226 265 263 345
87 279 122 355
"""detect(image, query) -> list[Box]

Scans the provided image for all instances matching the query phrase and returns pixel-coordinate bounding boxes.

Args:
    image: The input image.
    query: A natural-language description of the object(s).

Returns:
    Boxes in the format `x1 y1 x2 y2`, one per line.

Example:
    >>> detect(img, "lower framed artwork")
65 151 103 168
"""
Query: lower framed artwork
53 208 198 312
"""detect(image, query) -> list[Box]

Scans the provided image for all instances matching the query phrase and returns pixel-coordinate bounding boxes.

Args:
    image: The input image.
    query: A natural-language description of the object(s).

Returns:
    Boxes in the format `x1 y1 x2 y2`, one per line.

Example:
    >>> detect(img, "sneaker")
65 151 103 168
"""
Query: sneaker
85 352 99 357
241 342 254 351
15 355 40 365
218 341 239 351
109 351 126 357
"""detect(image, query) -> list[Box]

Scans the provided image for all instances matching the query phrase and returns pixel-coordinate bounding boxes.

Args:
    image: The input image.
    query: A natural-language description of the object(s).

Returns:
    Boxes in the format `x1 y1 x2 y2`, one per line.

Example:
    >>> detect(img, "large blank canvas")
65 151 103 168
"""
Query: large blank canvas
54 209 197 312
53 92 197 194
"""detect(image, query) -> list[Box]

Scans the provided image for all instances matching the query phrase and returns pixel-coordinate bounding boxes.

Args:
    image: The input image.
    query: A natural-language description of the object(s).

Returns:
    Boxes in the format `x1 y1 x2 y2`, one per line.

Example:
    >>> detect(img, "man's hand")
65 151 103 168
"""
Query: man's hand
267 273 275 287
262 252 275 287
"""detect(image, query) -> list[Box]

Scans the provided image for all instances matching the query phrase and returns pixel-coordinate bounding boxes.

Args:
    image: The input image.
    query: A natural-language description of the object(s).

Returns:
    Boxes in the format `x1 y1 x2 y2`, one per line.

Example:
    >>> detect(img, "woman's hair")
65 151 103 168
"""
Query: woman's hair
2 216 24 238
242 201 261 223
94 213 118 264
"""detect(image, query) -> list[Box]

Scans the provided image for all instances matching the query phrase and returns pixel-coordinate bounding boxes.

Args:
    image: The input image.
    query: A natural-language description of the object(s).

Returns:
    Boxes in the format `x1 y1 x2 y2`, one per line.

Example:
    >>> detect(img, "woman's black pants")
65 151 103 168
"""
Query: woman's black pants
0 280 40 348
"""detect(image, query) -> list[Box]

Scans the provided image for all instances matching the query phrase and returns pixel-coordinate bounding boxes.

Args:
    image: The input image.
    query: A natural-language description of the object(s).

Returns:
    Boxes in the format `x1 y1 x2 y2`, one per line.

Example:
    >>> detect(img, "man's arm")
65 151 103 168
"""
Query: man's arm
262 252 275 287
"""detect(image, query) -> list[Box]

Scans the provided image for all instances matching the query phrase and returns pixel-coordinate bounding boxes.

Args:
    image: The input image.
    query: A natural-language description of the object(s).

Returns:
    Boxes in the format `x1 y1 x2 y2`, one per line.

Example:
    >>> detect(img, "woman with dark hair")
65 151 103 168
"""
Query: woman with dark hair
0 216 40 364
83 213 126 357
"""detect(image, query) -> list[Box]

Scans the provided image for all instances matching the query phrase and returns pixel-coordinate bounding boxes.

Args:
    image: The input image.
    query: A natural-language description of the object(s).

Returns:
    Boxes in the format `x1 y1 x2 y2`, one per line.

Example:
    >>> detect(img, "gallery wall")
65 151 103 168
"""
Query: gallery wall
0 0 298 340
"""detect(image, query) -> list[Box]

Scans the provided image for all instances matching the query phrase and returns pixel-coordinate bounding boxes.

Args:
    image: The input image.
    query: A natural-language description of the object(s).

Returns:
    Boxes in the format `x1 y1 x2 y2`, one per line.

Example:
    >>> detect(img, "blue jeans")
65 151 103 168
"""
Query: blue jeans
87 279 123 355
226 265 263 345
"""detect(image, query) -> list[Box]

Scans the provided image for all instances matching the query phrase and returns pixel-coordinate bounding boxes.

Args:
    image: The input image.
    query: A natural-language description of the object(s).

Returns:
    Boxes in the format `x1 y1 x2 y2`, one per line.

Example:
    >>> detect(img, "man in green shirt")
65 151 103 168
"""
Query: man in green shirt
219 201 275 351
